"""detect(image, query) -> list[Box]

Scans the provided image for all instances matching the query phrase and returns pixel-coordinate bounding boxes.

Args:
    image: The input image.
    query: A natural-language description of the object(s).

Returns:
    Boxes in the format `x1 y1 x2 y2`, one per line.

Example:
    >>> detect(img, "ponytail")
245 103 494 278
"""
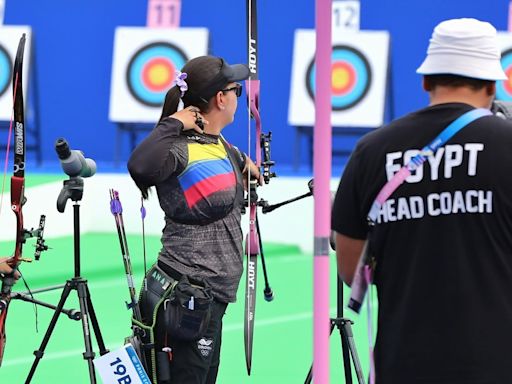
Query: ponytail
159 86 181 122
138 182 150 200
136 86 180 199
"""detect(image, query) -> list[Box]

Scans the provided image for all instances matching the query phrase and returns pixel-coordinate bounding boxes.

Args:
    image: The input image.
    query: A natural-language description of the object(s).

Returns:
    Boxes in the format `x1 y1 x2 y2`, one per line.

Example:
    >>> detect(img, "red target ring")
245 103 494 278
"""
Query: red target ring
331 61 356 96
142 57 175 93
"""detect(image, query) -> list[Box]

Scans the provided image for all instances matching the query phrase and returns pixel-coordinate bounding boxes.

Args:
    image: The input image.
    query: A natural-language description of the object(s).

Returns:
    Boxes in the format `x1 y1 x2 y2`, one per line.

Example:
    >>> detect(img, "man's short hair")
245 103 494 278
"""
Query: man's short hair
424 74 494 91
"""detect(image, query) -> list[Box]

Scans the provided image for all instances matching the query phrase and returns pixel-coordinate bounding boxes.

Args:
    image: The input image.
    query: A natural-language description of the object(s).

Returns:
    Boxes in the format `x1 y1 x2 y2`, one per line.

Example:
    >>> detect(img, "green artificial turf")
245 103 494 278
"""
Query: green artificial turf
0 173 63 193
0 233 372 383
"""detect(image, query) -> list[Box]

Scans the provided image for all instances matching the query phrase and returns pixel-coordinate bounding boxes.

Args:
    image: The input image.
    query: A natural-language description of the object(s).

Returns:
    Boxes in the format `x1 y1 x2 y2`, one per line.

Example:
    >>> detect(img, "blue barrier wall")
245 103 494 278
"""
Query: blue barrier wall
4 0 511 168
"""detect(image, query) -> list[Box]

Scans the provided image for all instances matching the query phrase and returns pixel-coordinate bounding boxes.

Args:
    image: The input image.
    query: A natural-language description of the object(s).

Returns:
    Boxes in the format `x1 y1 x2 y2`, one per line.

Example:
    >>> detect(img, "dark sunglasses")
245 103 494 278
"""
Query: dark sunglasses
221 83 242 97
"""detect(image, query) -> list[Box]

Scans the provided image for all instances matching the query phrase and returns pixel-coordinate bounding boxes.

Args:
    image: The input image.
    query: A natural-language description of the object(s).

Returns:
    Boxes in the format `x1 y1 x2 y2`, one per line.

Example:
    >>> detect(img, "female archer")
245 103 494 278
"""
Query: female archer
128 55 260 384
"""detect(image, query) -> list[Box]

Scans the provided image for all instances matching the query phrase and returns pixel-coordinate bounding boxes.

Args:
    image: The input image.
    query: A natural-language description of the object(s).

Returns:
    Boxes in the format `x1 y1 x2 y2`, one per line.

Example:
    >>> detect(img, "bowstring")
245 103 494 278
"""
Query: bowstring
246 0 253 258
20 271 39 333
0 72 18 217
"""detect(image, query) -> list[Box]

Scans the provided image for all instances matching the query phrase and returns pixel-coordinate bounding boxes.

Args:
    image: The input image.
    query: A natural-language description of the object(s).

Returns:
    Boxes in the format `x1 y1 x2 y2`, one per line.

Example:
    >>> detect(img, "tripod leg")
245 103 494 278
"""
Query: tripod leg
336 274 354 384
76 281 98 384
304 321 336 384
340 321 353 384
25 282 73 383
342 320 365 384
84 284 108 355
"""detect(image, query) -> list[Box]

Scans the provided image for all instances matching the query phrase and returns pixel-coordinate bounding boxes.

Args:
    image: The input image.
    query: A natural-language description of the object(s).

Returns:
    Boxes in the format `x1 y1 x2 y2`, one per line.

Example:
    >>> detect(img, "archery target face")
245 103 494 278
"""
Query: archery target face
126 42 188 107
109 27 209 123
288 29 389 127
497 46 512 101
495 33 512 102
0 44 12 98
0 26 32 121
305 45 371 111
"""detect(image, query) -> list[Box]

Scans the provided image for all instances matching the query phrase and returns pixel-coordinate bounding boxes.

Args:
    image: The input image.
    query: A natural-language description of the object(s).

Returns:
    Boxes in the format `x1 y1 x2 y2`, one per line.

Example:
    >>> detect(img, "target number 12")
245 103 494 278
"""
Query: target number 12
332 0 360 32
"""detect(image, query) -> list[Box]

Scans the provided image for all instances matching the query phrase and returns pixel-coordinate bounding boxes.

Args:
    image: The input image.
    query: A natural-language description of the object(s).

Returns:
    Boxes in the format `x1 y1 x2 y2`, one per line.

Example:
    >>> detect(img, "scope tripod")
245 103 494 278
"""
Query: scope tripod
305 276 365 384
25 177 108 384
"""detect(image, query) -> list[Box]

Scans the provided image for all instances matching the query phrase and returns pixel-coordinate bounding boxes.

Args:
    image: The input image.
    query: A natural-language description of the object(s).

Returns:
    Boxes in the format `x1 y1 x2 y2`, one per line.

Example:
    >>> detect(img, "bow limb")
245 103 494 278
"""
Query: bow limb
243 0 263 375
0 33 27 366
243 105 260 374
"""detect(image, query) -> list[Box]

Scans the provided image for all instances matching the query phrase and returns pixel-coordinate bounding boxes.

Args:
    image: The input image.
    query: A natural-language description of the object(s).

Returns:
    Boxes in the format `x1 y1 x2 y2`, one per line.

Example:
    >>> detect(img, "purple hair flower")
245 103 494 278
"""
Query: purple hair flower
173 70 188 97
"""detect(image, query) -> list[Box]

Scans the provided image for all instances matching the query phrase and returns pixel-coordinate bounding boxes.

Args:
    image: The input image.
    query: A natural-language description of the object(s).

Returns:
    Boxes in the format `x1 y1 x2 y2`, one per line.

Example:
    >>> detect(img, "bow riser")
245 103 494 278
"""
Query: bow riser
245 214 261 254
246 79 261 166
11 175 24 214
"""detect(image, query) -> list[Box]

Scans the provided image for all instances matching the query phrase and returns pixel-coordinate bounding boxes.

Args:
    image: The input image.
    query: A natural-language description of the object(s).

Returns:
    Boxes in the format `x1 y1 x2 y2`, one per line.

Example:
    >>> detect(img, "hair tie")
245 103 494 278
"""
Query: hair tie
173 70 188 97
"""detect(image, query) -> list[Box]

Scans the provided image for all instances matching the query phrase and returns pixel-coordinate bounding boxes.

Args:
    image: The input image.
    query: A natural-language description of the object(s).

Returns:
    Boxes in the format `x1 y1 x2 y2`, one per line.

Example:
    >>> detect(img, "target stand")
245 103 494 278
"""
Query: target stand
115 122 153 162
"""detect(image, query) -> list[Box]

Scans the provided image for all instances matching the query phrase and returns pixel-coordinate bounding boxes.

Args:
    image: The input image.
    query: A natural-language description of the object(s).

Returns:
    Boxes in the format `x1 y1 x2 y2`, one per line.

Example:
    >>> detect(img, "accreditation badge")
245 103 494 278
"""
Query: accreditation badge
93 344 150 384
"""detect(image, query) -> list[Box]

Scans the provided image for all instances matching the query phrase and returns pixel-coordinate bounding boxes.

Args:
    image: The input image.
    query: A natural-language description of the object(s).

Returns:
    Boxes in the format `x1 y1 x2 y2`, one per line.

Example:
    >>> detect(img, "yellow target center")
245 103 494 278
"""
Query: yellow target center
332 67 350 89
148 64 171 86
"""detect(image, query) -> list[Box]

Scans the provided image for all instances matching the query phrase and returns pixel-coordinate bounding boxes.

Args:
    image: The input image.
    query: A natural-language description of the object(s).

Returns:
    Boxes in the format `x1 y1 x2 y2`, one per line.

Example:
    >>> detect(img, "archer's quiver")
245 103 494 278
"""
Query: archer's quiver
127 264 215 383
127 265 178 384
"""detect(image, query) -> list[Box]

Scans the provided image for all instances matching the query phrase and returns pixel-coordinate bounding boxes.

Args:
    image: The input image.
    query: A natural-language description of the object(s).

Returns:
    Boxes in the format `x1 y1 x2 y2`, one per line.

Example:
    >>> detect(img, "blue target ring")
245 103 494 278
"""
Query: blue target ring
496 48 512 102
126 42 188 107
0 44 12 98
306 45 371 111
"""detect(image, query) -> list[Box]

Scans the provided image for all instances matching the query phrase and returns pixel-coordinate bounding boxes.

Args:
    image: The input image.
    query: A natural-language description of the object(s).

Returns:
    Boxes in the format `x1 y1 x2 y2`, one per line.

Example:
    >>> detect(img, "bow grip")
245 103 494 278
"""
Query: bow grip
10 176 25 211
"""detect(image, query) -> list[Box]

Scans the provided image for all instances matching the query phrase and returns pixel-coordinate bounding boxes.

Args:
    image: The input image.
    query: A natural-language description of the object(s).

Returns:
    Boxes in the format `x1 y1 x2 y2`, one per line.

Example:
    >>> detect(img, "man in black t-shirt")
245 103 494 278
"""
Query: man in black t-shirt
332 18 512 384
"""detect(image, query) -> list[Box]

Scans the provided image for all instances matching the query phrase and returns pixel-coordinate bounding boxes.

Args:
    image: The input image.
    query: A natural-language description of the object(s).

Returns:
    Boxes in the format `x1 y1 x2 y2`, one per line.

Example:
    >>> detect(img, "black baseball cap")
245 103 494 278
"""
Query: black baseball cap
183 56 250 102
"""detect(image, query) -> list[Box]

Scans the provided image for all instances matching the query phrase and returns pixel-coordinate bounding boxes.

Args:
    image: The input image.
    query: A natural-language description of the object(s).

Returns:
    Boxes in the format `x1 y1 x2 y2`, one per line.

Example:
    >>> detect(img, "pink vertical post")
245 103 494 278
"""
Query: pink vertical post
313 0 332 383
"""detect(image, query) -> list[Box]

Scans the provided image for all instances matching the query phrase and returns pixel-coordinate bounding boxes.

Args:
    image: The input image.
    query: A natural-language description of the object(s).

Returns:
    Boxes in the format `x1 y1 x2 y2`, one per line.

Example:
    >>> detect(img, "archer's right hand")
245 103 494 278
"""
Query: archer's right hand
170 106 209 134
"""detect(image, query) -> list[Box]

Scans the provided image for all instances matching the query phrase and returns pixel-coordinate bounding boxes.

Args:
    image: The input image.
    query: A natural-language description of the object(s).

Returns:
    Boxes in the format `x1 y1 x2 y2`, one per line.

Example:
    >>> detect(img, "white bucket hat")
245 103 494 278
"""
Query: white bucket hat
417 18 507 81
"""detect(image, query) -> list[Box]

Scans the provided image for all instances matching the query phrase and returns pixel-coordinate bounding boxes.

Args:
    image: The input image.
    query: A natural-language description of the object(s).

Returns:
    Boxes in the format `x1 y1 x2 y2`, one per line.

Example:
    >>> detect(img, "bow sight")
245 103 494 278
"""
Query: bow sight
25 215 49 261
260 132 276 184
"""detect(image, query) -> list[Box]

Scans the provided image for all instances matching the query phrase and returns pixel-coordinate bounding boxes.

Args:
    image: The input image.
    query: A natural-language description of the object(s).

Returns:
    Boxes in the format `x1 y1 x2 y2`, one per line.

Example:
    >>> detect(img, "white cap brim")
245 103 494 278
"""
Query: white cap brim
417 52 507 81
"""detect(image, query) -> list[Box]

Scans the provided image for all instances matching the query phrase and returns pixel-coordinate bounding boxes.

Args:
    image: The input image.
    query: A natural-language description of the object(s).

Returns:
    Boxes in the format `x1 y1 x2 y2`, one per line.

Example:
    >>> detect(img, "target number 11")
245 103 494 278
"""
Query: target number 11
332 0 360 32
147 0 181 28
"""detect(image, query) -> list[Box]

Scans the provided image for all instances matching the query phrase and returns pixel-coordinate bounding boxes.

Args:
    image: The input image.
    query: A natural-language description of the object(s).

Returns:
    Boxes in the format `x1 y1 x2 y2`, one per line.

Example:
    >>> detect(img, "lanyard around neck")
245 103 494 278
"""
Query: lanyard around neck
367 108 492 224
